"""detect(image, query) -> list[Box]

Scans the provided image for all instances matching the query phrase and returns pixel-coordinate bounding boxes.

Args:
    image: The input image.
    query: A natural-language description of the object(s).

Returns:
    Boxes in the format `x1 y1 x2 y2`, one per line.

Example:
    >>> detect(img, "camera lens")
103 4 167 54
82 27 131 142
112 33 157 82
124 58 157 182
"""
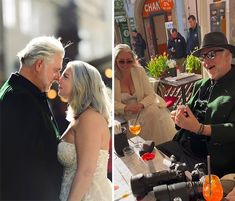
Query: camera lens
131 170 186 197
154 181 203 201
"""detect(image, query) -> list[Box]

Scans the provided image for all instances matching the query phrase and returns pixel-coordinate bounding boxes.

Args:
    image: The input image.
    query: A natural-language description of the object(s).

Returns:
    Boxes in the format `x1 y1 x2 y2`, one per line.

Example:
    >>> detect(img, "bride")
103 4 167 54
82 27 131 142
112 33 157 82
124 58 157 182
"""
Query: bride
57 60 112 201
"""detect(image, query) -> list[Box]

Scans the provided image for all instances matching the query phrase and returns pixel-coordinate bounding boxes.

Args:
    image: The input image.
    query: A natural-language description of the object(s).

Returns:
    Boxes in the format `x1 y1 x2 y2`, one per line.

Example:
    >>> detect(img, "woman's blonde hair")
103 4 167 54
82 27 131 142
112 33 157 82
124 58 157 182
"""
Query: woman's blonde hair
114 44 139 79
66 61 111 123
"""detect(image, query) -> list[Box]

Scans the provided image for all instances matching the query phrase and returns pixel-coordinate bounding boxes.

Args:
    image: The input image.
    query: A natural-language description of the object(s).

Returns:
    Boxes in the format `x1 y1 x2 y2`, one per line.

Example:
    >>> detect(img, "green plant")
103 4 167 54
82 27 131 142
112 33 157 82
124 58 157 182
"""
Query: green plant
147 53 168 78
185 54 202 73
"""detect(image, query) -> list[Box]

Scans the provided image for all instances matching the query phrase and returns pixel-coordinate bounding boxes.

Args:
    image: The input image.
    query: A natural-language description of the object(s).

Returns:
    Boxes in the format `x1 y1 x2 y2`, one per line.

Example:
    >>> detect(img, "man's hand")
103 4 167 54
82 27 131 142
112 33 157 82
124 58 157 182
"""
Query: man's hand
226 187 235 201
174 105 201 133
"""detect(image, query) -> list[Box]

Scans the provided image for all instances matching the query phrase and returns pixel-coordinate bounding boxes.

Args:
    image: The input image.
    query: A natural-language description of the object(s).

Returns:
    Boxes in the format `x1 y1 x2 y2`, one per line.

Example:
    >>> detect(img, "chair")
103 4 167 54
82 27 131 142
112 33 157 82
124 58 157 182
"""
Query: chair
156 81 178 109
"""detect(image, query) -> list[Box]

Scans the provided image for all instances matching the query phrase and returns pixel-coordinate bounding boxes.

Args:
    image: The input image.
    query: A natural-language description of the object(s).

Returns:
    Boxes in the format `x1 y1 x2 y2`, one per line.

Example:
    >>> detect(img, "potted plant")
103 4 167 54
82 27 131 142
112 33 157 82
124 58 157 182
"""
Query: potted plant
185 54 202 74
146 53 168 79
147 53 177 78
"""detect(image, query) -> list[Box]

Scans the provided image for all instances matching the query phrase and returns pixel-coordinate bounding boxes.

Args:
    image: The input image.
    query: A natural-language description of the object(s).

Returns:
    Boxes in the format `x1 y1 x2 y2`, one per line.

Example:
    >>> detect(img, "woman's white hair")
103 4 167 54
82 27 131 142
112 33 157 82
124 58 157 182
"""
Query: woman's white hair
66 61 111 123
17 36 65 66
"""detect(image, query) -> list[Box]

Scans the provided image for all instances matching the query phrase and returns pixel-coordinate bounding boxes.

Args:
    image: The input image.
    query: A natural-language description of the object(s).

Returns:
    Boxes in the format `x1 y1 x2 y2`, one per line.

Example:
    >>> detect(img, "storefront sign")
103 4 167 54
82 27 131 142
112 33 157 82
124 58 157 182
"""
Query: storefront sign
119 21 131 46
128 18 136 30
143 0 174 17
143 0 161 18
210 1 226 33
159 0 174 12
115 0 126 16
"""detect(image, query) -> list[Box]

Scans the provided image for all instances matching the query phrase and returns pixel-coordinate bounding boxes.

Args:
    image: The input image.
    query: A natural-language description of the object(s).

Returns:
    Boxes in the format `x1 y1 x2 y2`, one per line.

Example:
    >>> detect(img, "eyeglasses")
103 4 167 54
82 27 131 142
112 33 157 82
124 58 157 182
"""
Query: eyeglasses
199 49 224 61
117 60 133 65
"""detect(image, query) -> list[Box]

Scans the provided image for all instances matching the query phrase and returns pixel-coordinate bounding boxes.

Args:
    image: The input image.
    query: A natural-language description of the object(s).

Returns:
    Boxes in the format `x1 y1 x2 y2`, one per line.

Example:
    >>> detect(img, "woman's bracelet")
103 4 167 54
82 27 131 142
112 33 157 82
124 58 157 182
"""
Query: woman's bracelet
197 123 204 135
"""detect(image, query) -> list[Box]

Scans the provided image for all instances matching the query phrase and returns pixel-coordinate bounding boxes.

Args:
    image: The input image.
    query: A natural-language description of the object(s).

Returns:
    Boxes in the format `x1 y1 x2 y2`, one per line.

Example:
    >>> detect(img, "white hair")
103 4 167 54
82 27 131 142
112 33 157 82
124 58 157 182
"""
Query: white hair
17 36 65 66
66 61 112 123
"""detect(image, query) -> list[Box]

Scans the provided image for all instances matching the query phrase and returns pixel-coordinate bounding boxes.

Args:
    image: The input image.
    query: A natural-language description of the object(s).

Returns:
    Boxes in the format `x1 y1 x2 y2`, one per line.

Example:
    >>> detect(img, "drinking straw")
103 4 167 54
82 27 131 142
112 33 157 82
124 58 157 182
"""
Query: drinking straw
207 155 212 198
134 110 141 125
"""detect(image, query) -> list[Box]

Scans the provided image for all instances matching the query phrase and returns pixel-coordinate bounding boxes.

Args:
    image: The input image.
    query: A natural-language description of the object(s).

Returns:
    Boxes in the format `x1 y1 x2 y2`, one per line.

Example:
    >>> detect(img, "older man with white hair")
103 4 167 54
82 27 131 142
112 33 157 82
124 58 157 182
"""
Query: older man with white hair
0 36 65 200
157 32 235 178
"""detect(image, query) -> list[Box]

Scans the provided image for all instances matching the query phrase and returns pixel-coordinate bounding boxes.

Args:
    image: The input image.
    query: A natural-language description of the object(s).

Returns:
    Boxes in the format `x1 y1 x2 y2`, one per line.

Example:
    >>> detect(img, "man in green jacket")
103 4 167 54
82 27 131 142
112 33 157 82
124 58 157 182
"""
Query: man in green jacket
157 32 235 177
0 36 65 200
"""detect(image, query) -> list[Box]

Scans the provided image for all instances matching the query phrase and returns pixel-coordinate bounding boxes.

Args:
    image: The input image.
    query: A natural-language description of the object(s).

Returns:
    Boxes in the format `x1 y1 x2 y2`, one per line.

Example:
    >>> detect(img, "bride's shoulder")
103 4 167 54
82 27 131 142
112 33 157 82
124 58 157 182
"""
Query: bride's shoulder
80 108 104 123
73 109 107 132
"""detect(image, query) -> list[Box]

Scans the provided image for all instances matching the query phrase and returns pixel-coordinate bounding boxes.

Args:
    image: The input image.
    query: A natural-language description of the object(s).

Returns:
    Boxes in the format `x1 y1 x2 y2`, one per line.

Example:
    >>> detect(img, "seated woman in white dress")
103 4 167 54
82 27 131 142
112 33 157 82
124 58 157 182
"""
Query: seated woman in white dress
114 44 176 145
57 61 112 201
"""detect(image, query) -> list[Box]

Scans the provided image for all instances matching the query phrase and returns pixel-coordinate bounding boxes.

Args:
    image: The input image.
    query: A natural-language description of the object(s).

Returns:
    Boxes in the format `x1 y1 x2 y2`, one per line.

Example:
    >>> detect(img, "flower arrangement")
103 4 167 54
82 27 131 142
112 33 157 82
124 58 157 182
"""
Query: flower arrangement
166 59 176 69
147 53 176 78
185 54 202 73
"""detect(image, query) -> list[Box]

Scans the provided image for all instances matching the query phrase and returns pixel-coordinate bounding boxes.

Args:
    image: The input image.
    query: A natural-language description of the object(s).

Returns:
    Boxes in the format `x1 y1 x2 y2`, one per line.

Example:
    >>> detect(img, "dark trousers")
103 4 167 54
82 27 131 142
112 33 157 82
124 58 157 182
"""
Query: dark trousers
156 140 206 172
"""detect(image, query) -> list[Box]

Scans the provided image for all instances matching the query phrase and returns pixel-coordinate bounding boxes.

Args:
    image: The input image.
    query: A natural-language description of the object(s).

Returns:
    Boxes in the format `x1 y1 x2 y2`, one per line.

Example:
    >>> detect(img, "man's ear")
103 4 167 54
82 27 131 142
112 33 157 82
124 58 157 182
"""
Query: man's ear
34 59 44 72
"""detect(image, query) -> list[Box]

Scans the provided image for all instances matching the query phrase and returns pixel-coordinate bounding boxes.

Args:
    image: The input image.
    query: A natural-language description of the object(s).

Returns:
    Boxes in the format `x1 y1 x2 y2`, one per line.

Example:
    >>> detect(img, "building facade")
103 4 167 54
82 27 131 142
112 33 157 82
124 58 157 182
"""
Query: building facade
0 0 111 80
115 0 235 64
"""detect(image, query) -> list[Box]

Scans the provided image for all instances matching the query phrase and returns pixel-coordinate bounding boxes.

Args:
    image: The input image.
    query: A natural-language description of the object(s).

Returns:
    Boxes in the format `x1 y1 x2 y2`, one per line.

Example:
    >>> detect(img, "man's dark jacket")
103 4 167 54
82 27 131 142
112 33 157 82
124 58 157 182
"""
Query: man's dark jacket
167 33 186 59
133 33 146 58
186 24 201 55
174 66 235 177
0 73 63 200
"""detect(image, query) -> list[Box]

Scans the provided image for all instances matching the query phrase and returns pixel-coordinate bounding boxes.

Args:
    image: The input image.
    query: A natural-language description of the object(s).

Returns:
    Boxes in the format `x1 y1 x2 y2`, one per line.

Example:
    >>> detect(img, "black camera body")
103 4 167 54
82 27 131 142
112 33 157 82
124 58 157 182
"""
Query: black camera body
130 155 206 198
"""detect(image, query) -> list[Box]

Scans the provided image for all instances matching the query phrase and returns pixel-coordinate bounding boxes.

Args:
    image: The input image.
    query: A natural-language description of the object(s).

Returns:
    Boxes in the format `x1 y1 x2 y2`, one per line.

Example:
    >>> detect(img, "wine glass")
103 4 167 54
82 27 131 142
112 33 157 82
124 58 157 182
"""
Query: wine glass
128 118 142 148
202 174 223 201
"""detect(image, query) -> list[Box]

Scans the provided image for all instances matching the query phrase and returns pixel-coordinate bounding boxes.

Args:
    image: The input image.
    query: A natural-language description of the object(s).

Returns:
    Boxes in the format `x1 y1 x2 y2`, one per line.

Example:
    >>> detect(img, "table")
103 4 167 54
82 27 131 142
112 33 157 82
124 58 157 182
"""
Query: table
159 73 202 106
114 136 171 201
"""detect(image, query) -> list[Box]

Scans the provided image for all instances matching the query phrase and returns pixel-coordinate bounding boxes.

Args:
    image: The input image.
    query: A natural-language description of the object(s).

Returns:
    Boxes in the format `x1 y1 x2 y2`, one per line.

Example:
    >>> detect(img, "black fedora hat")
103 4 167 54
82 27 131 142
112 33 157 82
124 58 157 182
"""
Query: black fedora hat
192 32 235 58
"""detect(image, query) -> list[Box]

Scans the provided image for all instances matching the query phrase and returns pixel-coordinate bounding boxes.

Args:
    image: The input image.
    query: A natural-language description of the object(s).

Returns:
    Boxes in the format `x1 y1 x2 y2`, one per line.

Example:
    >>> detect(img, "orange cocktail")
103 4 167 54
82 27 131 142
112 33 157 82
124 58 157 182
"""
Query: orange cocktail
129 124 141 135
203 175 223 201
128 118 143 148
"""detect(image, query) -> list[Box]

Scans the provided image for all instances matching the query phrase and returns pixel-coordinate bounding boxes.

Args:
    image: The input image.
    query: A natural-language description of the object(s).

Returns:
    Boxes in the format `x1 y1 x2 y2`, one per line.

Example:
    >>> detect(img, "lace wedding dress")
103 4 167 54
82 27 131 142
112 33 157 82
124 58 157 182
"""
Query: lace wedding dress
57 141 112 201
121 92 176 145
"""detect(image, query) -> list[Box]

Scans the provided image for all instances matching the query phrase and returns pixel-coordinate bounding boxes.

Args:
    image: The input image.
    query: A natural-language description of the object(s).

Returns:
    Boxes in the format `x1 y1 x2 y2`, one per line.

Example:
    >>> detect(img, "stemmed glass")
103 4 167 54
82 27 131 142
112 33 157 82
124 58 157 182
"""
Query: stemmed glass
128 118 143 148
202 174 223 201
203 156 223 201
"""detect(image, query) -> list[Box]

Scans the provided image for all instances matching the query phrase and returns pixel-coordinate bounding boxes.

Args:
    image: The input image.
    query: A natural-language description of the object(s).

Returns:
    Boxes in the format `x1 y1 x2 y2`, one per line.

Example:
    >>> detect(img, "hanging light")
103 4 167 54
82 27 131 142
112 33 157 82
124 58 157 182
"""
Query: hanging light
47 89 57 99
105 68 112 78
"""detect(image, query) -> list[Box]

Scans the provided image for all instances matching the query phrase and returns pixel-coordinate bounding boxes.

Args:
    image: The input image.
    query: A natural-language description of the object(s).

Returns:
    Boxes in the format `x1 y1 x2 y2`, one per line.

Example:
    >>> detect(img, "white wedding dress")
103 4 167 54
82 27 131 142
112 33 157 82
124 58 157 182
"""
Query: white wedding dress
57 141 112 201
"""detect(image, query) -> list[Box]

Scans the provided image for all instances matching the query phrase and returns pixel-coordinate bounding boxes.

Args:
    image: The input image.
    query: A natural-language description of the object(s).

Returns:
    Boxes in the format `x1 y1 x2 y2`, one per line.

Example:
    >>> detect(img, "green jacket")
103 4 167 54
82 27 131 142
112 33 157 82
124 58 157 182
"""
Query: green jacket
0 73 62 200
175 66 235 177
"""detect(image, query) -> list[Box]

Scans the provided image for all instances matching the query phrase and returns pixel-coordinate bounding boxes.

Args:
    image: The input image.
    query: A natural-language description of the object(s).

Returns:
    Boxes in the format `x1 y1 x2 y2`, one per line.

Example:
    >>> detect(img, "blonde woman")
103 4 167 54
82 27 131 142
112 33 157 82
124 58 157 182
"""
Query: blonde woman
114 44 176 145
57 61 112 201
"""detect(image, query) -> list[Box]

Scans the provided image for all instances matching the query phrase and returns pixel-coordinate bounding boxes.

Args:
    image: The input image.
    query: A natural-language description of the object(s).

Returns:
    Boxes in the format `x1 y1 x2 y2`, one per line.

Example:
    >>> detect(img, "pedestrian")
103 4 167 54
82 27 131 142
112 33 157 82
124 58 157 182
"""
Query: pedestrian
186 15 201 55
0 36 65 200
132 29 147 68
167 28 187 72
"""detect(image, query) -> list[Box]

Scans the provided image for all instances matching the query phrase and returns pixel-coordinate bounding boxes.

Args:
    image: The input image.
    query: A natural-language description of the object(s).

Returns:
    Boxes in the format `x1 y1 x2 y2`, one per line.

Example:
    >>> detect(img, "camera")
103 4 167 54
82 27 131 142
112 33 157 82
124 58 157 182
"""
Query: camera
154 181 203 201
130 156 206 198
193 99 208 122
